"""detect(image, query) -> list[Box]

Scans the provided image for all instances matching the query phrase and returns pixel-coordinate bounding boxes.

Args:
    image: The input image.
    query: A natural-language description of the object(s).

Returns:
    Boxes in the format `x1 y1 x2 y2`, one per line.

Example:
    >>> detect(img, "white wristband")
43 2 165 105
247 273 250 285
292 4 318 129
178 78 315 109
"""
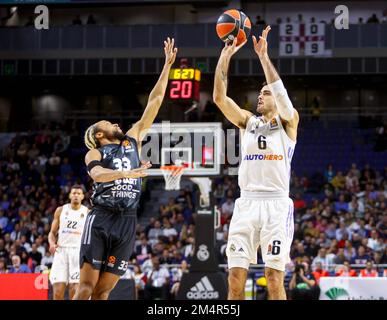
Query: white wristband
268 79 295 121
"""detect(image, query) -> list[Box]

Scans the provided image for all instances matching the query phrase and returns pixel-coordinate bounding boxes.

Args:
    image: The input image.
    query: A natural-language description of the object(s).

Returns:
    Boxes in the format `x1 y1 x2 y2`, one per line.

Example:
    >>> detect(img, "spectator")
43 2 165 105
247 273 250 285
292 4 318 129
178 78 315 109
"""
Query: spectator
8 255 31 273
148 220 163 245
174 213 185 234
334 194 349 212
289 262 320 300
29 243 43 267
303 221 319 238
316 232 330 249
351 245 371 264
72 15 82 25
359 260 379 277
312 248 334 271
343 240 356 260
312 261 330 284
175 190 190 209
367 229 379 250
35 237 46 257
292 242 306 259
324 164 335 183
367 14 379 24
27 144 40 160
346 170 359 190
159 249 172 265
20 235 31 253
336 260 357 277
40 251 53 268
255 15 266 25
0 195 10 211
383 9 387 23
0 257 8 273
10 223 22 242
376 214 387 239
136 236 152 259
333 248 347 264
170 260 189 299
144 256 170 300
0 239 8 260
0 209 8 230
294 193 307 210
133 264 147 299
86 14 96 25
331 171 346 191
335 221 352 241
162 220 178 238
310 96 321 121
221 195 235 217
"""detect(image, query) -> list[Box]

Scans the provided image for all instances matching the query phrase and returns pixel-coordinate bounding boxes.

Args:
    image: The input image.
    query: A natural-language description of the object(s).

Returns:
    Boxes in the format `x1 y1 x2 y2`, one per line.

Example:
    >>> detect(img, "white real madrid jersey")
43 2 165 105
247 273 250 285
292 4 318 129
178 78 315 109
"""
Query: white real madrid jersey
57 204 88 248
238 114 296 193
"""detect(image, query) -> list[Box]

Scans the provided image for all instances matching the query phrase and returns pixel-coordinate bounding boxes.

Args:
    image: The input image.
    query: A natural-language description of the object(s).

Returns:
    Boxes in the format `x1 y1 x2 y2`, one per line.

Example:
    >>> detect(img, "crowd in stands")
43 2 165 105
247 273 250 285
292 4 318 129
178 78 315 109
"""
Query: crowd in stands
0 125 386 300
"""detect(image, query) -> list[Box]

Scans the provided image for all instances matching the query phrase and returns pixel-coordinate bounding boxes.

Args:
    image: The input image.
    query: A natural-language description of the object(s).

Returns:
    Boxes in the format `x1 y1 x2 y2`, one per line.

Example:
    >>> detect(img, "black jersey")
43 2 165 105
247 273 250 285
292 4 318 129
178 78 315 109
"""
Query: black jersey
90 135 142 211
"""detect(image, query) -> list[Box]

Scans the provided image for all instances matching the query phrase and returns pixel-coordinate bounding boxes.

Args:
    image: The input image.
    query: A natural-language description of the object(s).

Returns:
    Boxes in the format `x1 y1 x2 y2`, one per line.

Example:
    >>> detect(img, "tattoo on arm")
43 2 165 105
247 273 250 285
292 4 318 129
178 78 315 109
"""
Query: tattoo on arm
221 70 228 87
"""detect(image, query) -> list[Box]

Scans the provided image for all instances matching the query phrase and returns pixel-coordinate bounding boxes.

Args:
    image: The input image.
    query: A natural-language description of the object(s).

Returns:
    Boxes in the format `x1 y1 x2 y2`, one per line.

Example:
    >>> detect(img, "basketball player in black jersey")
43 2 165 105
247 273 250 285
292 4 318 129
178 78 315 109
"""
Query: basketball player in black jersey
73 37 177 300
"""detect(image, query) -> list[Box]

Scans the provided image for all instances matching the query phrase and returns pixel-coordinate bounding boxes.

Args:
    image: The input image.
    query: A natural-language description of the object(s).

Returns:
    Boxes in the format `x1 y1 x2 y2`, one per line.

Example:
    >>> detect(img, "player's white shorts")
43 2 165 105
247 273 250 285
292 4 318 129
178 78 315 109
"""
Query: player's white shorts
226 191 294 272
49 246 80 285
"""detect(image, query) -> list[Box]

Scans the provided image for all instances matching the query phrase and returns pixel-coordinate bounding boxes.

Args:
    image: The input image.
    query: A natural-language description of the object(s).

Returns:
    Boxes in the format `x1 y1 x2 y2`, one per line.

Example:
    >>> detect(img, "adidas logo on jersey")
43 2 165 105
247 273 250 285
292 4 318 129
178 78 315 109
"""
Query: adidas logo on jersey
186 276 219 300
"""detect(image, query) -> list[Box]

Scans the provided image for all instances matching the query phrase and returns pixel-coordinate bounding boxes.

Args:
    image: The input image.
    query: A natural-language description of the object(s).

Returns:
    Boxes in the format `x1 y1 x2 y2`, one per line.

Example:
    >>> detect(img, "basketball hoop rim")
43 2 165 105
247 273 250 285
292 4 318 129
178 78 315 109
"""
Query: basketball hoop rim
160 163 190 171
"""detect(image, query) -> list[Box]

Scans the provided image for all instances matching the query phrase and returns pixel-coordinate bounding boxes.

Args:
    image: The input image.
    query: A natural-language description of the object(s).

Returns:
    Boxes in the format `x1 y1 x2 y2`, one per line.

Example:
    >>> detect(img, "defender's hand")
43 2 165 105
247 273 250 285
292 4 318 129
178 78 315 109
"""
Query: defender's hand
252 25 271 59
220 37 247 59
164 37 178 66
140 160 152 170
122 161 152 179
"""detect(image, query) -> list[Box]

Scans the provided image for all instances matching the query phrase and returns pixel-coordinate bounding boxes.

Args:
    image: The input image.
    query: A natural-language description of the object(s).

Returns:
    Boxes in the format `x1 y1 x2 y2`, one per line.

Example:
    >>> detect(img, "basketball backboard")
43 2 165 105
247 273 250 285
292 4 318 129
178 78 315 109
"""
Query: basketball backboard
140 122 223 177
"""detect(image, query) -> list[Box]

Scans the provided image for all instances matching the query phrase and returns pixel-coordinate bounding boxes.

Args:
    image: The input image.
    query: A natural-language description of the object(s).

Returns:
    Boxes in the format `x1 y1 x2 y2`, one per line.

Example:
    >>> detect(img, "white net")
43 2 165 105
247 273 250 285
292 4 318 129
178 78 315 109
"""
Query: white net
161 164 186 190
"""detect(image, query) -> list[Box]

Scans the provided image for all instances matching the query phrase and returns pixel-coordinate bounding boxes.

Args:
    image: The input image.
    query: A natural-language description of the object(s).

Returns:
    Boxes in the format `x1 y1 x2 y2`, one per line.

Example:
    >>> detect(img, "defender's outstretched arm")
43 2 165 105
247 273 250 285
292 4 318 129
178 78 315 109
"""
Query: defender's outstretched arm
127 37 178 141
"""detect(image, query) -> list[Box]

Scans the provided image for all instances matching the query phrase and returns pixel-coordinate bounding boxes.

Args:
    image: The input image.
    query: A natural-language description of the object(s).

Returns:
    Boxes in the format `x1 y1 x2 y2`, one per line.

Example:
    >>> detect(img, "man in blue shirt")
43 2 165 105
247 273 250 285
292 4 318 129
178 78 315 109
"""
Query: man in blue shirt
8 255 31 273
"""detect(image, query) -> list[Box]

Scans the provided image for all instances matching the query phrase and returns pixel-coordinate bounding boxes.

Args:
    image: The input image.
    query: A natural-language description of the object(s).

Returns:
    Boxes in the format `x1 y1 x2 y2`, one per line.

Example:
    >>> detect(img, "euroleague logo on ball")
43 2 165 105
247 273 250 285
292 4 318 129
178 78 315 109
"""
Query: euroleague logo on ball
216 9 251 45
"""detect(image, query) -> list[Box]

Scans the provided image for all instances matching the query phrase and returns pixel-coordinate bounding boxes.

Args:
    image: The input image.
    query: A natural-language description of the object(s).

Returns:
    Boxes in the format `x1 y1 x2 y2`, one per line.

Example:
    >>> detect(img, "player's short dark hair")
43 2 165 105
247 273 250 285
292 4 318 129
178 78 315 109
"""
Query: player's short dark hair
70 184 85 193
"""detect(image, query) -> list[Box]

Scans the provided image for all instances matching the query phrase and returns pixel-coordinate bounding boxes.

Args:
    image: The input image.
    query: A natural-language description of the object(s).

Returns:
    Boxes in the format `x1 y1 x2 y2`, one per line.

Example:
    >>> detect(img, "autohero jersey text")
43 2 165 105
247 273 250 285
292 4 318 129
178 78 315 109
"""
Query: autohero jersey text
243 154 284 161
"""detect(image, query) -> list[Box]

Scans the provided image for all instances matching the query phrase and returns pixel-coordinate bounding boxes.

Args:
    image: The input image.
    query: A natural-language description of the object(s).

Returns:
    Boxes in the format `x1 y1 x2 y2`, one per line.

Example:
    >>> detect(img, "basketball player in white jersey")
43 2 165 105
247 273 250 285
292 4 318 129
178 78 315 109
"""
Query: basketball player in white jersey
213 26 299 300
48 185 89 300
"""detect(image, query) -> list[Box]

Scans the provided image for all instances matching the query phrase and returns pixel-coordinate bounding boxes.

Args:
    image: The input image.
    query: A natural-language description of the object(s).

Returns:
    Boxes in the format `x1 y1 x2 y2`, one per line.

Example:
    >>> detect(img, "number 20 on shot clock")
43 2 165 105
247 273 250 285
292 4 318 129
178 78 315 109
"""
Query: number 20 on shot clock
168 67 201 101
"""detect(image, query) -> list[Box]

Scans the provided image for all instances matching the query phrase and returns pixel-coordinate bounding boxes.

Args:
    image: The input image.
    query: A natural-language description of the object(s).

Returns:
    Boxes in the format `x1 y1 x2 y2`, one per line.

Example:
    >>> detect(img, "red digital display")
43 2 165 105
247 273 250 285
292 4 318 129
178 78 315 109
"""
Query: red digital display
168 68 200 101
170 80 193 99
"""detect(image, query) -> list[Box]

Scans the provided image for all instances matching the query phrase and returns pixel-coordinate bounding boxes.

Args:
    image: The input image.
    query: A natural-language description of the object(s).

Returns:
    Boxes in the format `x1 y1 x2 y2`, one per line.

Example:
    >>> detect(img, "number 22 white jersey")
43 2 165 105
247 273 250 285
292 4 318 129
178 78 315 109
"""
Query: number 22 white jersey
57 204 89 248
238 114 296 193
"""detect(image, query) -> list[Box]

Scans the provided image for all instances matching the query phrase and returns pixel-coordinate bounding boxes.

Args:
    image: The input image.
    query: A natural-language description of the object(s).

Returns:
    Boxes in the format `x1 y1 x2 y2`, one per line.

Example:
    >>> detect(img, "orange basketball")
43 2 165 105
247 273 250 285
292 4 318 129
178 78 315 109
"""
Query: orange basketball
216 9 251 45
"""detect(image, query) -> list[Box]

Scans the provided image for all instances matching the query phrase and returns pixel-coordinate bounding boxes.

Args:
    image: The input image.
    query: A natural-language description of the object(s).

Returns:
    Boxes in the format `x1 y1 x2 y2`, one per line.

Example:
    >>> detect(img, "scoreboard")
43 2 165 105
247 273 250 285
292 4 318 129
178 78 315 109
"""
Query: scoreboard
168 68 201 101
279 23 326 56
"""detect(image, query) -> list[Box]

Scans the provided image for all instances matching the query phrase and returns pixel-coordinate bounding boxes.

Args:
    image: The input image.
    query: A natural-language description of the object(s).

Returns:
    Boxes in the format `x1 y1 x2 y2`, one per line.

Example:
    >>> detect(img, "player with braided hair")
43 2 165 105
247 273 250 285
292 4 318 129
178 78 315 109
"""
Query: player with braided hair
73 37 178 300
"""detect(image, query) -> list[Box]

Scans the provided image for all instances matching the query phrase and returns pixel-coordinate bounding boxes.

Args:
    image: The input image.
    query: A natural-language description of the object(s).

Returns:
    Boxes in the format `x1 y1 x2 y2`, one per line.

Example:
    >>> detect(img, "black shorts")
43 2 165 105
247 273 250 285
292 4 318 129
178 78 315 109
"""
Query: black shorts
80 206 136 276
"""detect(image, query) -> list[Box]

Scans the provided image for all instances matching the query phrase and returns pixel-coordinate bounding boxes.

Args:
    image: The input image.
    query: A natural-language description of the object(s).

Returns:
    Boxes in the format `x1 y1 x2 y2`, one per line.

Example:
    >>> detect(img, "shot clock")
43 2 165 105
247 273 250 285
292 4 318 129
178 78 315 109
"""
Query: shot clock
168 68 201 101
